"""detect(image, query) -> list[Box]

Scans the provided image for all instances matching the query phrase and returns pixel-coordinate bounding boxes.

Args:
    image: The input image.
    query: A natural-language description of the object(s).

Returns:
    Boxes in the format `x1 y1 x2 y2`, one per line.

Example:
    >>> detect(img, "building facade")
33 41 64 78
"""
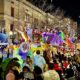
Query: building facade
0 0 55 33
0 0 77 37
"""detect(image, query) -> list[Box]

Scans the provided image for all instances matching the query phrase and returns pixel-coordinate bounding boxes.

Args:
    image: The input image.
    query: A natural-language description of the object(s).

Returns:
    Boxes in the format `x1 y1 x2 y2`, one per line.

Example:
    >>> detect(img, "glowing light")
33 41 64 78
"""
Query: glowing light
9 31 13 35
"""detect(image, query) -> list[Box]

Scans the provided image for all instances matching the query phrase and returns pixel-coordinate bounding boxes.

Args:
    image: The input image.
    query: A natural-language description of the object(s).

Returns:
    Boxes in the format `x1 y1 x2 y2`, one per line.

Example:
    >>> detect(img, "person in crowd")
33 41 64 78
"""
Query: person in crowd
43 63 60 80
32 28 41 43
62 58 69 71
67 60 73 69
34 50 46 72
53 59 62 71
5 58 21 80
43 50 50 65
64 68 76 80
33 66 43 80
77 65 80 80
0 26 80 80
53 59 63 80
6 68 15 80
23 56 34 72
12 66 21 80
1 28 6 34
26 23 33 42
15 27 30 42
20 65 34 80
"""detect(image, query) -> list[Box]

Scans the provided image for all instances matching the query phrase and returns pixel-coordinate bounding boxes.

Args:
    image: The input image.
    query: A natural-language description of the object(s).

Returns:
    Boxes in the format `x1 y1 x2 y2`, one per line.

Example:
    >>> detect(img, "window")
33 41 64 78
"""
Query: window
41 21 45 27
25 13 30 22
11 7 14 17
10 24 14 31
11 1 14 4
34 18 38 27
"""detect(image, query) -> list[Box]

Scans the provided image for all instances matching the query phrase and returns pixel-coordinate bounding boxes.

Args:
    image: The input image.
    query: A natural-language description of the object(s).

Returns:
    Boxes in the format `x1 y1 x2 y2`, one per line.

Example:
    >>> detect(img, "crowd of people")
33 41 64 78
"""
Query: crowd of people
0 24 80 80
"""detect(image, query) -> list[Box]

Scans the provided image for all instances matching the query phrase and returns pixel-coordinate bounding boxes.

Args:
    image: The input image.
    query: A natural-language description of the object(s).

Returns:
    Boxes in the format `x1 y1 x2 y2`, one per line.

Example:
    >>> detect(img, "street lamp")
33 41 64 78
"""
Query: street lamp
9 31 13 39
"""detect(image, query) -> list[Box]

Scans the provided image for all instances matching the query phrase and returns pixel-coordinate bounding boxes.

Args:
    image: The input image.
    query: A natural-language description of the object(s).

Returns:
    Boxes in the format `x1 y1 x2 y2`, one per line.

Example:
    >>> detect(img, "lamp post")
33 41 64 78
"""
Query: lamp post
9 31 13 38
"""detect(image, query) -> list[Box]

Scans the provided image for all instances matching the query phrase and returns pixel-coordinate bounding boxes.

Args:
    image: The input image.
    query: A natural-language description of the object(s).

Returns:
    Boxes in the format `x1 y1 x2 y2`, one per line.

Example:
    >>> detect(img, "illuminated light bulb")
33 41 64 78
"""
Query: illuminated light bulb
9 31 13 35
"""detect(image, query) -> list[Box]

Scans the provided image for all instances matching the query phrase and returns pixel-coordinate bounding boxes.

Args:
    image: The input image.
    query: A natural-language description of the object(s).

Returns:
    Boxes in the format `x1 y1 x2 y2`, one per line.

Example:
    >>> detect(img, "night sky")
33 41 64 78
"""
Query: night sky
28 0 80 22
51 0 80 21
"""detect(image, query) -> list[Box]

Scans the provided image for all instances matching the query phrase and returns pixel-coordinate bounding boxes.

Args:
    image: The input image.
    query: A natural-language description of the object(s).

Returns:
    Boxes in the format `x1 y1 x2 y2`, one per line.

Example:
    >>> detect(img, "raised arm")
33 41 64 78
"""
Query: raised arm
15 28 23 34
